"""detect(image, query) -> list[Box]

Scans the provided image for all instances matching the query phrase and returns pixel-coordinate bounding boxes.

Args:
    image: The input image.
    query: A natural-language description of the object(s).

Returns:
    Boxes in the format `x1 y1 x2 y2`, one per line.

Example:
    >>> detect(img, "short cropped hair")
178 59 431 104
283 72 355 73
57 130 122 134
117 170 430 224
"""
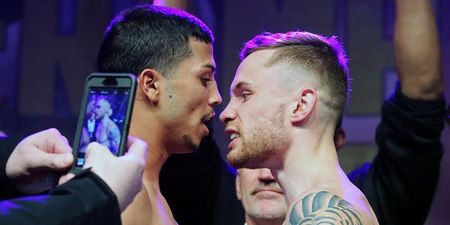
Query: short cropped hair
97 5 214 78
240 31 350 122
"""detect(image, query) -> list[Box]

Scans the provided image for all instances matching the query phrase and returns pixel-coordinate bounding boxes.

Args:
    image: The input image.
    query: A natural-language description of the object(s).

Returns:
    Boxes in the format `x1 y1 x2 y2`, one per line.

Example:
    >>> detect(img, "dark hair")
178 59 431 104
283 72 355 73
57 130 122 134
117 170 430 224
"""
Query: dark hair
97 5 214 77
240 31 350 122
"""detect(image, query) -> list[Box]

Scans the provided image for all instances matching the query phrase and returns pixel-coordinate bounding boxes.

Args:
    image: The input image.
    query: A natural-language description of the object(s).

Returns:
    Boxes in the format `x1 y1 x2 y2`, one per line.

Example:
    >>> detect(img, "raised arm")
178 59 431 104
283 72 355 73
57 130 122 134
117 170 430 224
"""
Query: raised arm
394 0 444 100
349 1 446 225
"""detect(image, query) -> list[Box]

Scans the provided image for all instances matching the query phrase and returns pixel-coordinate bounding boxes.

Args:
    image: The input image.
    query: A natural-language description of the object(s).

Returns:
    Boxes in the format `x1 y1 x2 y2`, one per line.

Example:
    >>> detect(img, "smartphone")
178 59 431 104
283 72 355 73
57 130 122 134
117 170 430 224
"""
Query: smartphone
72 73 137 168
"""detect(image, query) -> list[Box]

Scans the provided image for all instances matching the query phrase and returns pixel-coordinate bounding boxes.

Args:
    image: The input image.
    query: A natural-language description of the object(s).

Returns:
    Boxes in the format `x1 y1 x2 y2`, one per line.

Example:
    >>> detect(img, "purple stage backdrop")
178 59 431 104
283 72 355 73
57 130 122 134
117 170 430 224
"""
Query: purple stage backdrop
0 0 449 223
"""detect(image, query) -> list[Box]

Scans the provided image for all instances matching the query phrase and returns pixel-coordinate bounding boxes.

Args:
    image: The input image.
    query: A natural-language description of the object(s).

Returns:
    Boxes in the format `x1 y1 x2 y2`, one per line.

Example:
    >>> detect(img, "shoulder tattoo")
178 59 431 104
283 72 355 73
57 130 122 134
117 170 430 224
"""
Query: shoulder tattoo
289 191 363 225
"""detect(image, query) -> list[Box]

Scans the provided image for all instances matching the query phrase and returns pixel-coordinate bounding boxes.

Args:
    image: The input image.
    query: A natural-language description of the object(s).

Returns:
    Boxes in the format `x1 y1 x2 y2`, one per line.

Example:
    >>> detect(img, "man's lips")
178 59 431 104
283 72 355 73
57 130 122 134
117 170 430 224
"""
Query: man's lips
201 123 210 136
201 112 216 135
224 127 241 140
252 187 283 195
224 127 240 150
201 112 215 124
252 187 284 199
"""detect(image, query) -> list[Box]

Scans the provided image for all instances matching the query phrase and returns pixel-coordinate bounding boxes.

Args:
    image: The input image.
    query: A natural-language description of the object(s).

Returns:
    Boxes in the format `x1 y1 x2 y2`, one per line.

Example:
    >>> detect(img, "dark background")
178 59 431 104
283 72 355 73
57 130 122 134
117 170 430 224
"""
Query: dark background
0 0 449 223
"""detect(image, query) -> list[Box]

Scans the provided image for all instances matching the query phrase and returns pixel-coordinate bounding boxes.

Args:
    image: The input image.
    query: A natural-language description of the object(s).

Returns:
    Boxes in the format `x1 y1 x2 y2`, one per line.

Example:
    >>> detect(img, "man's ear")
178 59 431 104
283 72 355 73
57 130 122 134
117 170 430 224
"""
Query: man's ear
138 69 162 105
290 88 317 124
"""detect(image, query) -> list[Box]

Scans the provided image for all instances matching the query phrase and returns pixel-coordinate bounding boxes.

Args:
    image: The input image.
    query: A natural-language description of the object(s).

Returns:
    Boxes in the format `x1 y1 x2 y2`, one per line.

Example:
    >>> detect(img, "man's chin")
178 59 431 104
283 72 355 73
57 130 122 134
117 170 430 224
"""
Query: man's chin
182 134 201 153
227 148 275 169
227 151 259 169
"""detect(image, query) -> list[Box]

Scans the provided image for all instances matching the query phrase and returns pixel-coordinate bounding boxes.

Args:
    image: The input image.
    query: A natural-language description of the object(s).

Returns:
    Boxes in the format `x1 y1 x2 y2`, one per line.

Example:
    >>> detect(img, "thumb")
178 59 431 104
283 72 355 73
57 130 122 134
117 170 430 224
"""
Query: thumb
33 150 74 170
125 137 148 160
83 142 113 169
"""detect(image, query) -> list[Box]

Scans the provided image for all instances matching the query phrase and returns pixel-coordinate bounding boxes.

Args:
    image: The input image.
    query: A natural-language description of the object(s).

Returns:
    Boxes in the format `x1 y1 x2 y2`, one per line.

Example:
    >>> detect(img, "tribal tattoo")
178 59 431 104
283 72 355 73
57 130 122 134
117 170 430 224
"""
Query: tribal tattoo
289 191 363 225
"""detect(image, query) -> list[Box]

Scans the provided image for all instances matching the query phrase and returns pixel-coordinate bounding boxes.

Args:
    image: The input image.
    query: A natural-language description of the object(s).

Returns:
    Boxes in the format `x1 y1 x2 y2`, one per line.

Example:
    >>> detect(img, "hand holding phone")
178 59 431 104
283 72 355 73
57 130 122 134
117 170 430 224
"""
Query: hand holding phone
72 73 136 167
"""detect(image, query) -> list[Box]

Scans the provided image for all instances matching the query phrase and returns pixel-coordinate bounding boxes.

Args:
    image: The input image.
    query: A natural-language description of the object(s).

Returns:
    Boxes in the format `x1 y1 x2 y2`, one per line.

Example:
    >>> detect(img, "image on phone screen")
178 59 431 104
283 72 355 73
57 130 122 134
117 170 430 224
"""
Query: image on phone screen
76 88 131 166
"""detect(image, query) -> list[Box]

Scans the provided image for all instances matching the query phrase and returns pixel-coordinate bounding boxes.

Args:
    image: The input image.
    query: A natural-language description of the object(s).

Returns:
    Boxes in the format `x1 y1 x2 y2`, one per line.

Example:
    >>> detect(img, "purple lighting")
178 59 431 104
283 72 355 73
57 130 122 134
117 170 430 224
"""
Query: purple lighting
58 0 76 35
0 195 49 215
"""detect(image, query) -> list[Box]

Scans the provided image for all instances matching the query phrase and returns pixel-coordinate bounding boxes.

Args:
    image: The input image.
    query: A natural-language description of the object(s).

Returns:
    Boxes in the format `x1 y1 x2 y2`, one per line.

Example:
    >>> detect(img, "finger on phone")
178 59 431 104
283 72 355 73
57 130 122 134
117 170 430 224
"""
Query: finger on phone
126 136 147 160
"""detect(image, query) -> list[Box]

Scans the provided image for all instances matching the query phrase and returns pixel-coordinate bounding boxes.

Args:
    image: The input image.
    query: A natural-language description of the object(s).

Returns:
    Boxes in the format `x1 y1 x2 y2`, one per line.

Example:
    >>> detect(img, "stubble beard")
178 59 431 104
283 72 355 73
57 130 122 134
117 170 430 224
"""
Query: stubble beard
248 202 287 222
227 106 288 169
183 134 200 152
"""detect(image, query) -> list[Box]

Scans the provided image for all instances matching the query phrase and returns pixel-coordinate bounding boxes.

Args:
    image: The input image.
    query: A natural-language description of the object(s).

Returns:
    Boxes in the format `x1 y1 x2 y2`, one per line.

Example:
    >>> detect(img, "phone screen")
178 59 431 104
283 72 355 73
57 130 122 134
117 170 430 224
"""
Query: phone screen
75 87 132 167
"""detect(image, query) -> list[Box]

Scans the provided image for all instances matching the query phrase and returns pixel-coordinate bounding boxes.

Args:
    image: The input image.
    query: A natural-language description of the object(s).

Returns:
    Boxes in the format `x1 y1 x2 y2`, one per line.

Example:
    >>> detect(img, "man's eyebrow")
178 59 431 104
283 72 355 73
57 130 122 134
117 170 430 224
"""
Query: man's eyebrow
230 81 251 96
202 63 216 73
235 81 250 89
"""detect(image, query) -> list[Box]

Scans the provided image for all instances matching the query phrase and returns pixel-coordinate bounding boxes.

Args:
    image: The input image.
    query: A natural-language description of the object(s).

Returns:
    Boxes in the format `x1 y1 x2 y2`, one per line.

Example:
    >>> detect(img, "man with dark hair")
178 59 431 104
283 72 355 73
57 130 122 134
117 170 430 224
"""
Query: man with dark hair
97 4 222 224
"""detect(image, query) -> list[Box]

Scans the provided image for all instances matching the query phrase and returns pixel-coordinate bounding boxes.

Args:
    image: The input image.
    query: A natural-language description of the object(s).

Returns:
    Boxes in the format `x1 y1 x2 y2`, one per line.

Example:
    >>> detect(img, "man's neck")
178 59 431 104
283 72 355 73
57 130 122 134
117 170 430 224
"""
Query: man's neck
130 106 170 188
273 132 340 205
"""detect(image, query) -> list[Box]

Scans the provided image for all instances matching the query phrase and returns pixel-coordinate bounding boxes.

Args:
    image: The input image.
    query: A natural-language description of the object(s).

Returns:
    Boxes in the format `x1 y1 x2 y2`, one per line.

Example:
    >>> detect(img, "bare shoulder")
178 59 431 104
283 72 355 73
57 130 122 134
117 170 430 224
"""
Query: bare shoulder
288 191 377 225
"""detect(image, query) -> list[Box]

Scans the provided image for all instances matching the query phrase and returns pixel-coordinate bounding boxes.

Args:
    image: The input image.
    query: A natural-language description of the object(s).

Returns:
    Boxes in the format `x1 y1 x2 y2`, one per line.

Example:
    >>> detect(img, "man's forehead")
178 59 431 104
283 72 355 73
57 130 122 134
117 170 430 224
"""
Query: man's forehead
180 39 216 72
229 75 255 93
230 59 281 94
